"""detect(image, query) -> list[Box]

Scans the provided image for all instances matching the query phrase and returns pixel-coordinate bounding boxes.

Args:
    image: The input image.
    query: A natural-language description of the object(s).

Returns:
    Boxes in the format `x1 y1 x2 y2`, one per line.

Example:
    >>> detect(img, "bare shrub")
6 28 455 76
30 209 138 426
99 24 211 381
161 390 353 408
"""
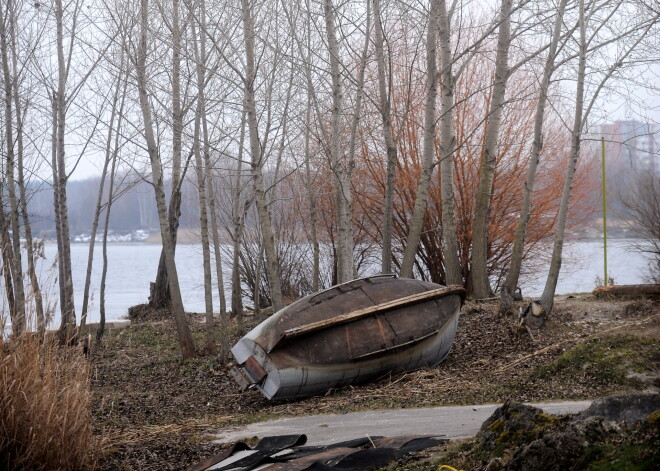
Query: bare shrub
619 171 660 283
0 335 97 470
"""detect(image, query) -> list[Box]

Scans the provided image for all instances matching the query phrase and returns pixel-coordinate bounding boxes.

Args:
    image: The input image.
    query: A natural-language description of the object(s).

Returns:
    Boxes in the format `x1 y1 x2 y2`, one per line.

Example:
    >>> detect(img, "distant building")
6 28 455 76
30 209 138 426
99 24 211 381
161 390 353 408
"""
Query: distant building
591 120 660 225
599 120 658 178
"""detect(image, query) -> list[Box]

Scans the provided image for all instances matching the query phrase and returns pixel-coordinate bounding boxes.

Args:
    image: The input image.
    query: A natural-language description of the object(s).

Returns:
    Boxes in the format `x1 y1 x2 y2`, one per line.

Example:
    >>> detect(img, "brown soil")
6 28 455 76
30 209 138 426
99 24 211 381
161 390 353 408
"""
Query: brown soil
91 296 660 470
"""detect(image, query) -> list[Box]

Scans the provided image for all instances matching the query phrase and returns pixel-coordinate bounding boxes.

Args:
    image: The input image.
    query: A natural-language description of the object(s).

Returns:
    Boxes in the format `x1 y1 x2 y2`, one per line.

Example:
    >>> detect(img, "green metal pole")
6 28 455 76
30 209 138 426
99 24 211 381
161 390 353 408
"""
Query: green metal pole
601 137 608 285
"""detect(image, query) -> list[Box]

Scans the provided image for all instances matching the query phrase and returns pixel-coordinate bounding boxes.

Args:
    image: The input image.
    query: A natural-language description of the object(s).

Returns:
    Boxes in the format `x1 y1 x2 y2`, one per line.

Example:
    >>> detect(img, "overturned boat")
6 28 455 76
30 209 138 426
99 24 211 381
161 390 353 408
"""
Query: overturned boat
230 275 466 400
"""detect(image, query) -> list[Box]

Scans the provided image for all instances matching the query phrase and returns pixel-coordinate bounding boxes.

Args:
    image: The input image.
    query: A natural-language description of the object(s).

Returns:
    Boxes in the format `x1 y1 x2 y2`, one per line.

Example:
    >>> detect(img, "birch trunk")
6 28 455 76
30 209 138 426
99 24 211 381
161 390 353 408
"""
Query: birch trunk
137 0 195 359
241 0 283 311
373 0 397 275
540 0 586 315
500 0 567 313
400 0 440 278
324 0 354 284
438 0 462 286
470 0 512 299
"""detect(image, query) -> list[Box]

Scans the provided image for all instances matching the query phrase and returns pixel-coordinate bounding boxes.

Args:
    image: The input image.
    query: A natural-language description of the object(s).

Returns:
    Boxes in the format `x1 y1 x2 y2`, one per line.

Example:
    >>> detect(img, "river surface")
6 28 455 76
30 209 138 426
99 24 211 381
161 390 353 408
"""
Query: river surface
3 239 653 329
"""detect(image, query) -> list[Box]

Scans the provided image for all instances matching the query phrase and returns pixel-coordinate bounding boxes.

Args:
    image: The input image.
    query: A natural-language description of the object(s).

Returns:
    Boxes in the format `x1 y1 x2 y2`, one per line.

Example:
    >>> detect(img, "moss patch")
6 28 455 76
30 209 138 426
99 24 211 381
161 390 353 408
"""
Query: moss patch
533 336 658 388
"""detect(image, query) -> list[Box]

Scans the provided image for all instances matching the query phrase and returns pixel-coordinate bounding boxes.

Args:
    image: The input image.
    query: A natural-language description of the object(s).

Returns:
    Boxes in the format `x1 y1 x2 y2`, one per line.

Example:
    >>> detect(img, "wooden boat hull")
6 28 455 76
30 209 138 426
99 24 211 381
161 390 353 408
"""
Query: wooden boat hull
230 276 465 400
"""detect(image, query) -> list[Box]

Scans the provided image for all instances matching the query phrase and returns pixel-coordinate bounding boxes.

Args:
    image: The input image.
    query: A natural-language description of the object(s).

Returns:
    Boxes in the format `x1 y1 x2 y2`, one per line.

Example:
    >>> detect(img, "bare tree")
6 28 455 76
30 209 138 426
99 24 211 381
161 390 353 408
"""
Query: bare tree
80 53 126 334
136 0 195 359
240 0 284 311
323 0 358 284
437 0 462 286
53 0 77 344
470 0 513 299
400 0 440 278
0 0 26 334
619 171 660 283
373 0 396 275
190 0 217 355
500 0 568 313
541 0 659 314
149 0 187 309
9 0 45 337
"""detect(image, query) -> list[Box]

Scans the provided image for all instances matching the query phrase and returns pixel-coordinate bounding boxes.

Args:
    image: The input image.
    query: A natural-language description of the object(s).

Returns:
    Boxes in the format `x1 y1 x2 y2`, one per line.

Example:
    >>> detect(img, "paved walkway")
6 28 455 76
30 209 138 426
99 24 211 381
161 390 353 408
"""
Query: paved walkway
214 401 592 446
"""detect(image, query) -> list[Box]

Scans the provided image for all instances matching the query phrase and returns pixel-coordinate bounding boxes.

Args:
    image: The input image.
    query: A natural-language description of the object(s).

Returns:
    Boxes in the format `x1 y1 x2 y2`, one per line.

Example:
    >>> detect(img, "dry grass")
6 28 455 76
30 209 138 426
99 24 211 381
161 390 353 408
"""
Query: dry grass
1 335 97 471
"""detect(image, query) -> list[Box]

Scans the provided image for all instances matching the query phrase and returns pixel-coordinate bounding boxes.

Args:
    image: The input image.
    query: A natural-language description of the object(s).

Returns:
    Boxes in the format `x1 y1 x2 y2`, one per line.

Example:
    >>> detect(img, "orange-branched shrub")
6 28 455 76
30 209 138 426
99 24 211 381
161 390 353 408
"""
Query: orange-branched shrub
0 335 97 471
353 36 597 288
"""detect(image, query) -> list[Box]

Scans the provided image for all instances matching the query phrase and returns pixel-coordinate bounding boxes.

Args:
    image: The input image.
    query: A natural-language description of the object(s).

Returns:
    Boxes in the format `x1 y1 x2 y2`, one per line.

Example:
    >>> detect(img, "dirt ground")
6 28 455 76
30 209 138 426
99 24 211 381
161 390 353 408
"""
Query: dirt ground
91 295 659 470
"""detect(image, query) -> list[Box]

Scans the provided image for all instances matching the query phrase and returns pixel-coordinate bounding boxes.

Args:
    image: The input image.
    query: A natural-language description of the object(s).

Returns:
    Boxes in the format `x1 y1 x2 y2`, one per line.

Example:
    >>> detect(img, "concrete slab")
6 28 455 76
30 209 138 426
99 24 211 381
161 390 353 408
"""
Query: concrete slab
213 401 592 446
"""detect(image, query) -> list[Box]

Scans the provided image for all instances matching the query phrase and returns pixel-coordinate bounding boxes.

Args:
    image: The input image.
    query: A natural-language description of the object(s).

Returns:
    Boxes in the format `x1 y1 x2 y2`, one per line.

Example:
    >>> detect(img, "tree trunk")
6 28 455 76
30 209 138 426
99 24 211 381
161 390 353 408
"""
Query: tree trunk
400 0 440 278
438 0 462 286
10 0 44 336
55 0 76 345
191 6 217 355
324 0 354 284
195 0 226 353
231 109 247 331
373 0 397 275
540 0 586 315
0 194 16 328
80 63 123 333
98 121 121 344
241 0 283 311
470 0 512 299
51 94 66 335
137 0 195 360
149 0 185 310
0 2 26 334
303 97 320 292
500 0 567 314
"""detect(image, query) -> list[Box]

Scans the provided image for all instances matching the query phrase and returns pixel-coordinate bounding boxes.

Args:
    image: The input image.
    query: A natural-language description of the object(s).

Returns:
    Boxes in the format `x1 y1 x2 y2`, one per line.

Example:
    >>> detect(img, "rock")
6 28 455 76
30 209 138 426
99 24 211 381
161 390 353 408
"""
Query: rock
477 401 560 454
473 395 660 471
578 394 660 425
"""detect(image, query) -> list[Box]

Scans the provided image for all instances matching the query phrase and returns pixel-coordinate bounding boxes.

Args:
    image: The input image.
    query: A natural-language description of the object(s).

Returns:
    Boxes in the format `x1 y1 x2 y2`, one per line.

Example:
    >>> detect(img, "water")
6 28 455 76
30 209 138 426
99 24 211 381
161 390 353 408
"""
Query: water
523 239 654 296
4 239 654 330
17 243 228 327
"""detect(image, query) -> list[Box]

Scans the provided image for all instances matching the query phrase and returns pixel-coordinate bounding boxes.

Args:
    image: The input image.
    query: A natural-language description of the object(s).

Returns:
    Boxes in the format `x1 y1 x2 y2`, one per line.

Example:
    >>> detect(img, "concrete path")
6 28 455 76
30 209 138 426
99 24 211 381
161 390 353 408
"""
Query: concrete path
214 401 592 446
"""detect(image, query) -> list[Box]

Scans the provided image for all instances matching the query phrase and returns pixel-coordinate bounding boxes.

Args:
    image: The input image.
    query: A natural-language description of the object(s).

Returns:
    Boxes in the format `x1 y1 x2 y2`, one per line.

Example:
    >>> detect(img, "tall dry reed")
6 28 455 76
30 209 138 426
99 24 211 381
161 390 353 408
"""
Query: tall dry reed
0 335 97 470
